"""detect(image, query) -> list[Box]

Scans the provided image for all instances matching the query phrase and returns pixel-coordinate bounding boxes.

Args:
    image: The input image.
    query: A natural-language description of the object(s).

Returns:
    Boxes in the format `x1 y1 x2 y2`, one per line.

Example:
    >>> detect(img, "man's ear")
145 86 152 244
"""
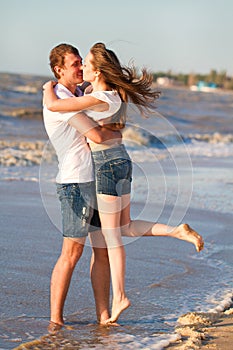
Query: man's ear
54 65 62 76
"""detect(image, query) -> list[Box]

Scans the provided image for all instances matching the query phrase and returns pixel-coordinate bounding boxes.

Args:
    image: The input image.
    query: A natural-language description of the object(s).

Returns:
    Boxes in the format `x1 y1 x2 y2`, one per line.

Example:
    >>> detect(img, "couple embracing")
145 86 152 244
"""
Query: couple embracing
43 42 204 332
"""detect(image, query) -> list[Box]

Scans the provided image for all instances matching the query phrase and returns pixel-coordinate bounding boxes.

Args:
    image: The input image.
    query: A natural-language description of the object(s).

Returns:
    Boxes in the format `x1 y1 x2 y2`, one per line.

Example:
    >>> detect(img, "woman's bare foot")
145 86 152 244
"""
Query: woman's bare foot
104 297 131 325
98 315 119 326
173 224 204 252
99 320 120 327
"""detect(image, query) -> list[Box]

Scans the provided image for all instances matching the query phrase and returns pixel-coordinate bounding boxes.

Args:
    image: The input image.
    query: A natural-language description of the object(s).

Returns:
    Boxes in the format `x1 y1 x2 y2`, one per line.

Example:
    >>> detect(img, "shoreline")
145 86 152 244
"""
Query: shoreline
166 307 233 349
12 304 233 350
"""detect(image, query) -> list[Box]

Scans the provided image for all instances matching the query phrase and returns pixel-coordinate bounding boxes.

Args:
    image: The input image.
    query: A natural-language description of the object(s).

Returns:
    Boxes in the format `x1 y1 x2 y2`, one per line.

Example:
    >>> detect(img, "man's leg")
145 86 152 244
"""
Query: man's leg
49 237 85 327
89 230 111 324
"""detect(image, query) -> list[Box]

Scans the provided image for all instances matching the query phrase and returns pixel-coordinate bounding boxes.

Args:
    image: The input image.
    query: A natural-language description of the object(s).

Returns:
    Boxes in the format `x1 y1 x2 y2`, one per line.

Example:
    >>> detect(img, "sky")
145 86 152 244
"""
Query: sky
1 0 233 77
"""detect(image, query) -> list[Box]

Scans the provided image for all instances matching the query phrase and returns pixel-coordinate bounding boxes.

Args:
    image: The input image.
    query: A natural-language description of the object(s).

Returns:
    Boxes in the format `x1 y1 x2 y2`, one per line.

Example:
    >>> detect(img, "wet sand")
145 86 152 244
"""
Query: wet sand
201 312 233 350
166 309 233 349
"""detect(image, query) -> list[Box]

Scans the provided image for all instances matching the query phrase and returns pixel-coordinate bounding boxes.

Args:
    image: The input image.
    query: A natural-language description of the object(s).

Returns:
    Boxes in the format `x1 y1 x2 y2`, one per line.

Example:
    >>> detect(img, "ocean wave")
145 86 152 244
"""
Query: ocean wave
1 134 233 169
11 85 39 94
0 72 47 119
186 132 233 144
123 126 167 147
0 72 47 93
0 140 56 166
123 126 233 147
0 107 42 119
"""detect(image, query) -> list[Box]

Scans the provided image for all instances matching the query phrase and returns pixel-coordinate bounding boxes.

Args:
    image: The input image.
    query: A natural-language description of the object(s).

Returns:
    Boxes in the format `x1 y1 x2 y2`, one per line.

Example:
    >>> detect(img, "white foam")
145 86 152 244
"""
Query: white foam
123 127 233 160
207 291 233 313
93 332 181 350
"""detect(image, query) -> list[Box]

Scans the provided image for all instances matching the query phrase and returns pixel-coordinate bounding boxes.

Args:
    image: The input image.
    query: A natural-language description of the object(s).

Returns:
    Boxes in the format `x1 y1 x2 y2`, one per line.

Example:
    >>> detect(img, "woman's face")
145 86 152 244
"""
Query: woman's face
82 52 97 82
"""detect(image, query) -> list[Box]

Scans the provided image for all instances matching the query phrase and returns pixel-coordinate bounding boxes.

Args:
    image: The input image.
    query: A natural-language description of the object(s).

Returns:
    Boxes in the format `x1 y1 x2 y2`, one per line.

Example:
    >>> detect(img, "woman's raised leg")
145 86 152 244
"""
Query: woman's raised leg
120 195 204 252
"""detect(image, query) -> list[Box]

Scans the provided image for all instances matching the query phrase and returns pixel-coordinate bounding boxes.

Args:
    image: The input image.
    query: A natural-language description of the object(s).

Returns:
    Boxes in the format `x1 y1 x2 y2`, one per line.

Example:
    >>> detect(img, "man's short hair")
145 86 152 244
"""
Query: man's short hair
49 43 80 79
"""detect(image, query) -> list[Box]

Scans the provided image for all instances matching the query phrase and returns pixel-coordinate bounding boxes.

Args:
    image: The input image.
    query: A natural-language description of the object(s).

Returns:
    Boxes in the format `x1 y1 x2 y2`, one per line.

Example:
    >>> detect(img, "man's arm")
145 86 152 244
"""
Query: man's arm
68 112 122 144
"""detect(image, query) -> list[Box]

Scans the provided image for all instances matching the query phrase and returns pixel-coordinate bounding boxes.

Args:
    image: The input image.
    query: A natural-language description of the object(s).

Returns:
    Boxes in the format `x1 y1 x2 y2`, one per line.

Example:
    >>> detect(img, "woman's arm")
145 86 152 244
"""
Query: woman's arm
43 81 107 112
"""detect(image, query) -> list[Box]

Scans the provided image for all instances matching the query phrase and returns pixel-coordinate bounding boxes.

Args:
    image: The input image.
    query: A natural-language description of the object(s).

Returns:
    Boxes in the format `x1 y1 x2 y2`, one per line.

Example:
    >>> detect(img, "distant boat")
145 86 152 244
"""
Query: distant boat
190 81 217 92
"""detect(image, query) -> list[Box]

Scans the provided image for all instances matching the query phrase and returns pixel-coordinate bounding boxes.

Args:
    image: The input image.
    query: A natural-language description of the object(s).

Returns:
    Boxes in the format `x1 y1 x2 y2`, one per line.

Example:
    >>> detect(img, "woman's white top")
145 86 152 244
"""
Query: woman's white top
85 90 122 151
85 90 122 121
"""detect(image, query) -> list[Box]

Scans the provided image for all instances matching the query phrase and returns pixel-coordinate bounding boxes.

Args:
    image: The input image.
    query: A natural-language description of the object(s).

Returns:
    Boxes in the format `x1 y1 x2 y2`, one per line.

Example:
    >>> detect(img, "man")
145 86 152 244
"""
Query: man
43 43 119 330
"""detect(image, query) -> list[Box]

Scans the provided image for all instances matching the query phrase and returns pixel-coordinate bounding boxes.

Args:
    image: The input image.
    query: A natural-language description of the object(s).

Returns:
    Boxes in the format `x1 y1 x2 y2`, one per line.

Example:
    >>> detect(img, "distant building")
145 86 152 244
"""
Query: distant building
156 77 174 87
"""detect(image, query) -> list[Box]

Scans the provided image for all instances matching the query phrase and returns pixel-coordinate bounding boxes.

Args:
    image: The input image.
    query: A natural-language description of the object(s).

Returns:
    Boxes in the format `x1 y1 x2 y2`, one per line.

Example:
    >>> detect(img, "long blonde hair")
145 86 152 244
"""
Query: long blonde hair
90 42 160 129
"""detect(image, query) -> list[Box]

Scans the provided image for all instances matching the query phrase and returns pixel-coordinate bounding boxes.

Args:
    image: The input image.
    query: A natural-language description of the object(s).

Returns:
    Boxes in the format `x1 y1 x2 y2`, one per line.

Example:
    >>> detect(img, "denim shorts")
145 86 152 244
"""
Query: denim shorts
91 144 132 197
56 182 101 238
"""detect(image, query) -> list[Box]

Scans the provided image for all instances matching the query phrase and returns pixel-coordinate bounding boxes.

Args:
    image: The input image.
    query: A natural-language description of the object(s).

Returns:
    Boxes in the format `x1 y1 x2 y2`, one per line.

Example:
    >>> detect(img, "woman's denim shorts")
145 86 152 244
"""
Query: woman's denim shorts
56 182 101 238
91 144 132 197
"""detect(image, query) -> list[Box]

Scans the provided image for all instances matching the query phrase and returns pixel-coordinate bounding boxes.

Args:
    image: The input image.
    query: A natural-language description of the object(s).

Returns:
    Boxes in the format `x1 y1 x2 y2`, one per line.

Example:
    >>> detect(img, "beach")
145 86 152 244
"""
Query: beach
1 75 233 349
166 309 233 349
1 160 232 350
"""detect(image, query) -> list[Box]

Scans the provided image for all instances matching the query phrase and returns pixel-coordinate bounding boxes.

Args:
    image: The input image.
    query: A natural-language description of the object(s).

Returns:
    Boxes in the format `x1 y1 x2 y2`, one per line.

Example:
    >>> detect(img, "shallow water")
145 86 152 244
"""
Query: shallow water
1 163 233 349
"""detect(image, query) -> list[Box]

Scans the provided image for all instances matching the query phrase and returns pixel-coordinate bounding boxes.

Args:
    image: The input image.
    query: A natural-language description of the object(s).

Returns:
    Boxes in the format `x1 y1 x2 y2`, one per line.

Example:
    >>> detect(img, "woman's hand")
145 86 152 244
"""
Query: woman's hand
43 80 57 91
43 81 58 109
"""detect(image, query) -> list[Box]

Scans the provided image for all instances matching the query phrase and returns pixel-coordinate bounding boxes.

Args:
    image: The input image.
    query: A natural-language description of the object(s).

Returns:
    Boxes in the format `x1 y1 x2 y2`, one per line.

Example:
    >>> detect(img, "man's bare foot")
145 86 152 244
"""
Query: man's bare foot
47 321 64 334
173 224 204 252
97 309 111 326
104 297 131 324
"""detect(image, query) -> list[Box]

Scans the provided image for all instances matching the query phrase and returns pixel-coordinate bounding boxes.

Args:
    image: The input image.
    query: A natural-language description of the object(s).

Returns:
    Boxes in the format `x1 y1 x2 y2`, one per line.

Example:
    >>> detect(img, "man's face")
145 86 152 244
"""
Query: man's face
59 53 83 85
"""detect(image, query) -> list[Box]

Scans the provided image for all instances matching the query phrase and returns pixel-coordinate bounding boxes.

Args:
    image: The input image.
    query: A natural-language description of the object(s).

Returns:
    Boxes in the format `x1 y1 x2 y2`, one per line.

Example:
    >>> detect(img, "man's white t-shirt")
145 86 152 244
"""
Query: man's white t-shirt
43 83 94 184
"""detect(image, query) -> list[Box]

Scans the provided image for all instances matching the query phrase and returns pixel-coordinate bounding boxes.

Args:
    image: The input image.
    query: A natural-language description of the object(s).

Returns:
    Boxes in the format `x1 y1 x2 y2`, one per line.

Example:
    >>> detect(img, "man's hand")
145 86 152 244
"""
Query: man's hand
69 113 122 144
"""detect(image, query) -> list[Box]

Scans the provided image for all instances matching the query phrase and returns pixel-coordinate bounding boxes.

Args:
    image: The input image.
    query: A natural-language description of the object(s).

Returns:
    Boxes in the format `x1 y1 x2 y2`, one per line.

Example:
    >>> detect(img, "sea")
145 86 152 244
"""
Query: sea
0 72 233 349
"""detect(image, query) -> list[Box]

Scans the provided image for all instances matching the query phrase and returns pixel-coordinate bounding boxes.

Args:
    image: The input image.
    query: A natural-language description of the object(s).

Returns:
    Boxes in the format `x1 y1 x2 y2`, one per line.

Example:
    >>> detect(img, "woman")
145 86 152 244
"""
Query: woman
43 43 204 324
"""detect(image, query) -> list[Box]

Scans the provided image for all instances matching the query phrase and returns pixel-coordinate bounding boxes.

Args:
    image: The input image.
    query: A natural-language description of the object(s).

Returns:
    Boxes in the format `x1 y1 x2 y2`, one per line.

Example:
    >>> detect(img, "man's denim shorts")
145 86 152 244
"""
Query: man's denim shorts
56 182 101 238
91 144 132 197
